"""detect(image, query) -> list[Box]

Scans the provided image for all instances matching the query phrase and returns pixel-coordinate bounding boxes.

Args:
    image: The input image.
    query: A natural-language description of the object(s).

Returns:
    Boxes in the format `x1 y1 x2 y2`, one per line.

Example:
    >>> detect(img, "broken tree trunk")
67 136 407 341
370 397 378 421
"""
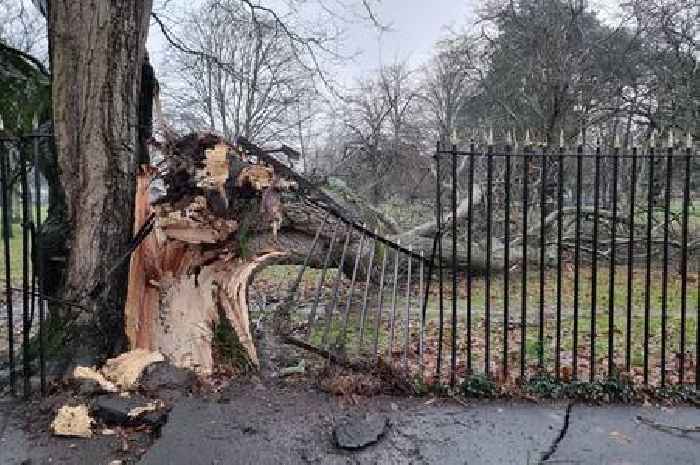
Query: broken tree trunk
124 133 392 375
125 137 292 374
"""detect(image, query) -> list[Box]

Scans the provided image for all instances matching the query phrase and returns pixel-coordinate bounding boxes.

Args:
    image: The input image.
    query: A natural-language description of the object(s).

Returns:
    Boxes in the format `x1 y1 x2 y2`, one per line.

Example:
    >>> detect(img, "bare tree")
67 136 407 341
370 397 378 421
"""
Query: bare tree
1 0 46 59
422 36 476 144
622 0 698 135
340 64 426 204
161 0 318 143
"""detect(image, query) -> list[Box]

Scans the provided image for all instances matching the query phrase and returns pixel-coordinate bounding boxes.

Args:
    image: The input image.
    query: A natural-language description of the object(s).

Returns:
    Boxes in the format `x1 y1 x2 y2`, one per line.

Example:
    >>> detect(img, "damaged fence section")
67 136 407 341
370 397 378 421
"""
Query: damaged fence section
1 128 698 398
286 132 699 391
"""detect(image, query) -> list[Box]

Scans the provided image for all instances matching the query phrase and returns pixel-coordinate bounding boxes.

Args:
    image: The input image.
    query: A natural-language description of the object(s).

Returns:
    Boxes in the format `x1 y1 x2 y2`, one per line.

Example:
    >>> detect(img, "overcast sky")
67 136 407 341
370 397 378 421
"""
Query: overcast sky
148 0 475 84
340 0 473 75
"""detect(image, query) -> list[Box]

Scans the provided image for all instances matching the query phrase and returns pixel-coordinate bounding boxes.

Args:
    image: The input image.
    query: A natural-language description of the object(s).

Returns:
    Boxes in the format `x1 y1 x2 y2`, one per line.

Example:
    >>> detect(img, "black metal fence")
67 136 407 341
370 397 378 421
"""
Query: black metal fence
430 133 699 389
3 128 697 397
286 131 699 391
0 132 51 398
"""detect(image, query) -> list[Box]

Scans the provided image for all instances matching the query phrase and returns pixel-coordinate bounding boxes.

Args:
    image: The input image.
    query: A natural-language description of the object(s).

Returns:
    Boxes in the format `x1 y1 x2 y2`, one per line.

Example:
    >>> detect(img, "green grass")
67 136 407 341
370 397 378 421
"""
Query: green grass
0 205 48 287
0 221 32 286
278 261 698 385
417 265 699 383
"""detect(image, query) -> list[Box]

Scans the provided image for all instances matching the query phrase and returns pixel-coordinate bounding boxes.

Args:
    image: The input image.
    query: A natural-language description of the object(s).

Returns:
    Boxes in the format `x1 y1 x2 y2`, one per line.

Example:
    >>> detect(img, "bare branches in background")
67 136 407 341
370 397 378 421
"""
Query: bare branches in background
1 0 47 61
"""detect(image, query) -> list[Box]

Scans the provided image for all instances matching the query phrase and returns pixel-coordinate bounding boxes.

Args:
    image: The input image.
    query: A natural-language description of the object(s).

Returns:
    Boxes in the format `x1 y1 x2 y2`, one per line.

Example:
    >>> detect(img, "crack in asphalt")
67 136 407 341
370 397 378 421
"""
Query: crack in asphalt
540 402 573 463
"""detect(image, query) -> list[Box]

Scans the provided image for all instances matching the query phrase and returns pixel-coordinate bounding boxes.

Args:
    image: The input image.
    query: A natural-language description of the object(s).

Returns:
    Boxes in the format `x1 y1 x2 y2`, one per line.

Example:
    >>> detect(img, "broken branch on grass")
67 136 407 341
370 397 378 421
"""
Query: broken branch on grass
282 335 363 370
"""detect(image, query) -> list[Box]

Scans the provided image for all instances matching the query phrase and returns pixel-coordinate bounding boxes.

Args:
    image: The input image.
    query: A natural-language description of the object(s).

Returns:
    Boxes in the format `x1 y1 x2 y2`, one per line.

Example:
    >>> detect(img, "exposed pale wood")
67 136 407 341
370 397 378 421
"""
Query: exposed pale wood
216 252 289 367
204 143 230 182
51 405 94 438
202 143 230 206
160 225 221 244
125 167 158 348
126 134 390 377
154 269 219 373
101 349 165 390
125 149 286 374
72 366 118 393
237 165 274 190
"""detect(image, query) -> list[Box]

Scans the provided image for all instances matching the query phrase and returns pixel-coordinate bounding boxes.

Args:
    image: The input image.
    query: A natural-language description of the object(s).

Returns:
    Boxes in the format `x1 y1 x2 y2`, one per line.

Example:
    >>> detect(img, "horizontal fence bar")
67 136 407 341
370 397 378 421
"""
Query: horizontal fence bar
436 150 693 159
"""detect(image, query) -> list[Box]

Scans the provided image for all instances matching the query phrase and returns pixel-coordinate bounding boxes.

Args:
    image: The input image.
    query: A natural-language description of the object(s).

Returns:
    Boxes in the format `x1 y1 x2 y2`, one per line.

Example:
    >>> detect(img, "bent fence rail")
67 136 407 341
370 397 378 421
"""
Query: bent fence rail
287 134 699 391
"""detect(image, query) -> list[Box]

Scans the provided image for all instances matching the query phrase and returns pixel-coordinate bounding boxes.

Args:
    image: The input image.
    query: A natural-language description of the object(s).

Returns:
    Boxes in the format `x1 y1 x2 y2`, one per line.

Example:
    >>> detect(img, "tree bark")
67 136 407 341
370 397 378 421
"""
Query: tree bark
49 0 153 358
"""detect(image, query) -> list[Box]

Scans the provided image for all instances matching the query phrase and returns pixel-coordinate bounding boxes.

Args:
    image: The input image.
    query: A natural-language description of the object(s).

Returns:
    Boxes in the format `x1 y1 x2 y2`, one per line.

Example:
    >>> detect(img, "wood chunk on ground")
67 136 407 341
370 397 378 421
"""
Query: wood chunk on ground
128 400 162 418
51 405 94 438
73 366 119 393
101 349 165 391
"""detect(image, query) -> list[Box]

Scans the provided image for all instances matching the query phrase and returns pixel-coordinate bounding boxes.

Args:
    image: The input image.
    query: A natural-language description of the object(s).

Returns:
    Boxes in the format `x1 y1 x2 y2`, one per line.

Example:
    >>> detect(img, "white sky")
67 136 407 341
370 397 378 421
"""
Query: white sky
340 0 473 75
147 0 475 83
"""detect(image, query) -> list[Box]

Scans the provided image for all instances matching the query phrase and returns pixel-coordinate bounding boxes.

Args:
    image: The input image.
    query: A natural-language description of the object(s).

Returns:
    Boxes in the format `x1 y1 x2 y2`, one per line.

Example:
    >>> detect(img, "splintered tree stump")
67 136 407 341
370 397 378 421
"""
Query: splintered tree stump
124 133 399 375
125 135 295 374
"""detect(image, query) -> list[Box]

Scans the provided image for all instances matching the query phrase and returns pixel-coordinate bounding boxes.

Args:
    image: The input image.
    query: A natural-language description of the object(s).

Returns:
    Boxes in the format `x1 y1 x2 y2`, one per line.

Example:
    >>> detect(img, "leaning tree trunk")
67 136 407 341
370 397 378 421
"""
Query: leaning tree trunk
49 1 153 358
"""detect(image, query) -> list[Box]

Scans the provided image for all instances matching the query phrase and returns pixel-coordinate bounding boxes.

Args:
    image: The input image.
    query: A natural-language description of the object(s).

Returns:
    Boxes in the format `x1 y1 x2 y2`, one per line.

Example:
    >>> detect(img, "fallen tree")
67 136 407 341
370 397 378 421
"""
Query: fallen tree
124 133 400 374
123 131 695 375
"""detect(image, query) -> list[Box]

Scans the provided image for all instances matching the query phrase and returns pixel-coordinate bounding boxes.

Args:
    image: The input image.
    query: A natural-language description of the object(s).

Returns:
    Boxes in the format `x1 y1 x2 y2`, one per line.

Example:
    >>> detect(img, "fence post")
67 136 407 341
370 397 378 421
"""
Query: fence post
450 144 458 388
520 130 531 382
573 132 583 381
555 131 565 380
435 141 444 382
0 135 16 395
590 137 601 382
20 145 31 398
503 133 512 381
485 136 494 379
643 132 656 385
466 139 475 377
538 139 548 369
625 144 638 374
32 132 46 395
679 134 691 385
608 135 620 378
660 132 673 387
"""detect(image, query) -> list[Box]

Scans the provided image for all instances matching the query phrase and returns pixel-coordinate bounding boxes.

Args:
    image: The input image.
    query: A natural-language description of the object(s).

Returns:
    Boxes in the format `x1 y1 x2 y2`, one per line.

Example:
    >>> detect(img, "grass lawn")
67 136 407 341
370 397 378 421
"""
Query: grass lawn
0 203 47 288
0 221 34 288
259 260 699 387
